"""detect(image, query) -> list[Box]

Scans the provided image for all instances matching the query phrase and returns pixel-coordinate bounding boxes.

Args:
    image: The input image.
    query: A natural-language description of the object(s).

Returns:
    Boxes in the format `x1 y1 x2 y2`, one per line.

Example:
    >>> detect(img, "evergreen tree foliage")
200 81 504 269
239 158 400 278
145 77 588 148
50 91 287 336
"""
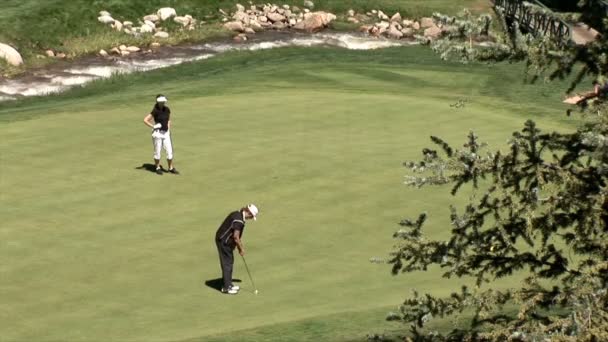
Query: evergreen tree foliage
385 1 608 340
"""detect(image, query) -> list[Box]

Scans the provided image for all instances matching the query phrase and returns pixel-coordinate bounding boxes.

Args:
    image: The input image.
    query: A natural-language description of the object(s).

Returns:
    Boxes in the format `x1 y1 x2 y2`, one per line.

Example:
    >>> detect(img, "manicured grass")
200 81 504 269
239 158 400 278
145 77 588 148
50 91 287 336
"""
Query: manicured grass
0 46 577 341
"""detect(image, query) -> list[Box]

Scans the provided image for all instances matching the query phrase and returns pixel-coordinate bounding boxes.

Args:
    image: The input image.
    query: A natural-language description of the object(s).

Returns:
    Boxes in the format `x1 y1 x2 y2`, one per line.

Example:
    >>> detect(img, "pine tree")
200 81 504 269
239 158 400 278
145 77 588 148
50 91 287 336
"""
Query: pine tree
385 1 608 340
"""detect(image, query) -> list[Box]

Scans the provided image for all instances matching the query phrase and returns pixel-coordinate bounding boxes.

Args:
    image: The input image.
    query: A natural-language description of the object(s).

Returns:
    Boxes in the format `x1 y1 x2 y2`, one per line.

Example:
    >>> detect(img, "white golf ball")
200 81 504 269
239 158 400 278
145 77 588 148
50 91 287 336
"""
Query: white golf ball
255 290 259 294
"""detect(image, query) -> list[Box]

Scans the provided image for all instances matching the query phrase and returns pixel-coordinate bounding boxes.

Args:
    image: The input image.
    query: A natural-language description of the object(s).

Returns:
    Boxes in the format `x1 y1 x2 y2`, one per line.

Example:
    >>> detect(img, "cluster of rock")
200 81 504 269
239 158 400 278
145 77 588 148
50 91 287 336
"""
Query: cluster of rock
222 1 336 41
358 10 443 40
97 7 199 39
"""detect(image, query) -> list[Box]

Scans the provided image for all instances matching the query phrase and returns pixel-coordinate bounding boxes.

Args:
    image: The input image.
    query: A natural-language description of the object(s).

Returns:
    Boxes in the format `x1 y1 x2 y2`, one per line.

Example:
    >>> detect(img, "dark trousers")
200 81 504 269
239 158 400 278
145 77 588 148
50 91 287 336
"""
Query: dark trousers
216 240 235 289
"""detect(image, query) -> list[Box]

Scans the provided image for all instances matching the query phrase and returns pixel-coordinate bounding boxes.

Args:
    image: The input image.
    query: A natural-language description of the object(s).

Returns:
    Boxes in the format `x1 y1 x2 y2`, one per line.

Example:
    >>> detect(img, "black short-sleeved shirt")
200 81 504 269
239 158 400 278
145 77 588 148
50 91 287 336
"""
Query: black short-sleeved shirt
151 104 171 131
215 211 246 247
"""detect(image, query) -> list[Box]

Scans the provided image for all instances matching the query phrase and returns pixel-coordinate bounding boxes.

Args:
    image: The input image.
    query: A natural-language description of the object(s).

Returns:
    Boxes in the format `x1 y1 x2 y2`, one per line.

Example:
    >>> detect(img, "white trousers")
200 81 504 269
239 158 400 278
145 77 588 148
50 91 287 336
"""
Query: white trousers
152 130 173 160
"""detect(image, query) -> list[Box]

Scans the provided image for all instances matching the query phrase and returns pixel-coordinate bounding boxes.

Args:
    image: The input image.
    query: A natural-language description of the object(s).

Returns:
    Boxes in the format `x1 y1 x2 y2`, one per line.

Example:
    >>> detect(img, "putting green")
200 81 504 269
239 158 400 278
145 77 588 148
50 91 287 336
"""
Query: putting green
0 46 576 341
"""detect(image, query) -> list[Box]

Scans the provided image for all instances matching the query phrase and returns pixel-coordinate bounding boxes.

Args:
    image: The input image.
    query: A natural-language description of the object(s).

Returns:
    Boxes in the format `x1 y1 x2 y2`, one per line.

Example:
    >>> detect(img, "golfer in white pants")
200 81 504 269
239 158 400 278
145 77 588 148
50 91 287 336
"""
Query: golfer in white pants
143 95 179 175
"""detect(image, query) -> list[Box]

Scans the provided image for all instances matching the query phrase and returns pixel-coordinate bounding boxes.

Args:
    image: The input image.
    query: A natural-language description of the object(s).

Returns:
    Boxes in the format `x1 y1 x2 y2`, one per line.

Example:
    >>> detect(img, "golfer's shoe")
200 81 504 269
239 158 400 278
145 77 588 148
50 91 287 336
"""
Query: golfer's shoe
155 167 163 175
230 285 240 291
168 168 180 175
221 287 239 295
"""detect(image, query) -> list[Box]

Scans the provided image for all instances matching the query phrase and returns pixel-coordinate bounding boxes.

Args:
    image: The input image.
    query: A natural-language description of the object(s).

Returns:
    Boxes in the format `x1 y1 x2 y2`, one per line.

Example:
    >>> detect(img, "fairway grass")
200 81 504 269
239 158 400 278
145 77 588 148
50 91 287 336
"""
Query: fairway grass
0 46 577 341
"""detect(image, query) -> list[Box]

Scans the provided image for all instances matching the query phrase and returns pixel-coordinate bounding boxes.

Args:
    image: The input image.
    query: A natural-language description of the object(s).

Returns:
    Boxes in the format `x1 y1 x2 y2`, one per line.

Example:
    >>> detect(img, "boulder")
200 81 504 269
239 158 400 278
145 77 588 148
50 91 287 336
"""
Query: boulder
283 4 290 10
388 25 403 39
288 18 297 26
233 11 249 24
154 31 170 38
112 20 123 31
144 20 156 29
293 11 336 32
144 14 160 22
303 0 314 9
126 46 140 52
402 27 414 37
157 7 177 21
123 21 133 27
236 3 246 12
412 21 420 30
224 21 245 32
304 8 310 13
174 16 191 26
273 21 286 29
250 20 263 30
391 12 402 22
377 21 390 30
99 49 109 57
98 15 115 24
420 17 434 28
267 13 286 22
0 43 23 66
402 19 413 27
99 11 111 17
347 17 359 23
378 11 389 21
45 50 55 57
424 25 442 39
120 50 130 57
258 15 268 22
110 47 121 55
244 27 256 34
347 9 355 17
119 45 127 51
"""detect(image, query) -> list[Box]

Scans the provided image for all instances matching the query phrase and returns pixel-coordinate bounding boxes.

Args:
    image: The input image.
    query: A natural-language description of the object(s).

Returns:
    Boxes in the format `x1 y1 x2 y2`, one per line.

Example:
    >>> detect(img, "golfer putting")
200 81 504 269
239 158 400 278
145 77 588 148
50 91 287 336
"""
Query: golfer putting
143 94 179 175
215 204 259 295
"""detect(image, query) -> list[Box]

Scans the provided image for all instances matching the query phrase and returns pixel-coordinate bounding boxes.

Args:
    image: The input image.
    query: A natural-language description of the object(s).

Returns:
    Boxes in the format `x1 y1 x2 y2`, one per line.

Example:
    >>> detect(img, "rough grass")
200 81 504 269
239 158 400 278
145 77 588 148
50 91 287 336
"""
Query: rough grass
0 46 578 341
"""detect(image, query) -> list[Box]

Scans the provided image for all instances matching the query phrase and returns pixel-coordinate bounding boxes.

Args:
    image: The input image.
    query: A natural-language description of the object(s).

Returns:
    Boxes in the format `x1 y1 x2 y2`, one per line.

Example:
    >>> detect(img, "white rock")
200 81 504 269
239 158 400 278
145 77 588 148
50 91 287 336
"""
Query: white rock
267 13 285 22
144 20 156 29
303 0 314 9
347 9 355 17
45 50 55 57
56 52 66 59
224 21 245 32
283 4 290 10
293 11 336 32
126 46 140 52
154 31 170 38
157 7 177 21
402 27 414 37
99 49 108 57
388 25 403 39
112 20 123 31
377 21 390 30
124 28 132 34
402 19 413 27
244 27 256 34
174 16 191 26
99 11 111 17
250 20 263 30
378 11 389 21
371 10 377 14
424 25 442 39
119 44 127 51
236 3 246 12
140 24 153 33
151 42 161 48
292 6 301 12
258 15 268 22
123 21 133 27
391 12 402 22
120 50 130 57
110 47 121 55
289 18 297 26
304 8 310 13
420 17 434 28
144 14 159 22
233 11 249 24
98 15 115 24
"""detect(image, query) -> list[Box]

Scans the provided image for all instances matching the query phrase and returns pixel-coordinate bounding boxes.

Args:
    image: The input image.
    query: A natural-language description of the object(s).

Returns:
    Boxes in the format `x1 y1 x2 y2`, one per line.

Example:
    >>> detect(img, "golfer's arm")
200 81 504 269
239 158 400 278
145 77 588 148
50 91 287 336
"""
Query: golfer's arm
233 231 244 252
168 120 171 130
143 114 154 128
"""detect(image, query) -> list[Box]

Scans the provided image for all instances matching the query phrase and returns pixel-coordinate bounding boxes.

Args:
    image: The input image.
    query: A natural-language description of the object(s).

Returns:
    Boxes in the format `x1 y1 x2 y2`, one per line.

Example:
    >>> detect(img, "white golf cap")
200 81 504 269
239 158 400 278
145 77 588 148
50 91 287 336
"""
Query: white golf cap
247 204 259 220
156 96 167 103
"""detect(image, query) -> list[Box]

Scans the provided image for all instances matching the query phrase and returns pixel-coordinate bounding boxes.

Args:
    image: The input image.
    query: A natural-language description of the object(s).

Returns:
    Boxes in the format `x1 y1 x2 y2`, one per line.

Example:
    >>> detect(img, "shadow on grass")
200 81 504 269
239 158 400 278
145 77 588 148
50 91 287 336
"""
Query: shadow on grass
205 278 242 292
135 163 161 173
